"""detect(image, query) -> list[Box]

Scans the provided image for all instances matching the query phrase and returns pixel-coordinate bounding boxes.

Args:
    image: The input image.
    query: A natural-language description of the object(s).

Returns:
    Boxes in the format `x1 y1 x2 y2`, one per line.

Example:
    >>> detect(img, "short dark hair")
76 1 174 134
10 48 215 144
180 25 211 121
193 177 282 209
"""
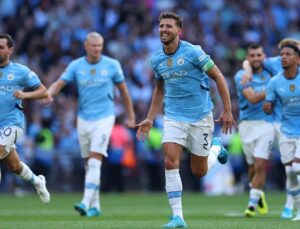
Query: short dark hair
0 34 14 48
247 43 263 51
246 44 264 55
159 12 183 28
280 44 300 56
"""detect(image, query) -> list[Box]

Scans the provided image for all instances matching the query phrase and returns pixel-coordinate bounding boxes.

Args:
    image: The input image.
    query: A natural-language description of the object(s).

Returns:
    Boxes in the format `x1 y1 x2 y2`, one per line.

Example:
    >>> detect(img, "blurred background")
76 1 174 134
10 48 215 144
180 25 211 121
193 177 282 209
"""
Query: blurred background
0 0 299 196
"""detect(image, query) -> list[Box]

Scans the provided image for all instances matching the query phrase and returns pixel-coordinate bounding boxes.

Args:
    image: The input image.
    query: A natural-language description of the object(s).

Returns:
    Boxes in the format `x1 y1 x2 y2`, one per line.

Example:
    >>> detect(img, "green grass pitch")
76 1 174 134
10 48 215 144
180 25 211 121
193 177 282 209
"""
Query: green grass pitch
0 192 299 229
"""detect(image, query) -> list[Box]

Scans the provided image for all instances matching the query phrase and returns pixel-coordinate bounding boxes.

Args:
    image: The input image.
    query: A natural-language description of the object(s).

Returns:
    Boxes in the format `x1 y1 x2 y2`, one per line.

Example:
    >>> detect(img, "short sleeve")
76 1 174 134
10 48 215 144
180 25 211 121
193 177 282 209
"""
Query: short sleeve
265 78 277 103
113 61 125 84
192 45 215 72
25 70 41 88
60 61 76 83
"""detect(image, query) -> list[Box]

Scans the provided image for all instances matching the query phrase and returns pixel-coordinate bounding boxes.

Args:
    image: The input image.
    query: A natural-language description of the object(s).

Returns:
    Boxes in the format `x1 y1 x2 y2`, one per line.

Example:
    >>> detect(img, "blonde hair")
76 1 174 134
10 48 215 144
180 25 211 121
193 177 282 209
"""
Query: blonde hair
85 32 103 42
278 38 300 49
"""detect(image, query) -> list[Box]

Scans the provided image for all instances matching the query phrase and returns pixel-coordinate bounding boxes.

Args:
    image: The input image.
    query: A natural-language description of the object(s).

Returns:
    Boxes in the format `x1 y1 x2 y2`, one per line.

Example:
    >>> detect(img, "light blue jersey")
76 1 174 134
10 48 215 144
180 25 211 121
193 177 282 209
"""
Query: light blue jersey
61 55 124 120
0 62 41 128
151 40 214 123
234 69 272 122
266 69 300 137
264 56 283 122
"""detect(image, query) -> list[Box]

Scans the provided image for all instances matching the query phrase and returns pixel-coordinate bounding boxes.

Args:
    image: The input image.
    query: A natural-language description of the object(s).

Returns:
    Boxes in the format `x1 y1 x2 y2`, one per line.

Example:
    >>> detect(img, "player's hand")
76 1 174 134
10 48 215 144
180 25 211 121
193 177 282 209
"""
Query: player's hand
125 116 136 128
263 102 273 114
40 94 54 106
136 118 153 141
241 60 252 85
13 90 26 99
215 110 237 134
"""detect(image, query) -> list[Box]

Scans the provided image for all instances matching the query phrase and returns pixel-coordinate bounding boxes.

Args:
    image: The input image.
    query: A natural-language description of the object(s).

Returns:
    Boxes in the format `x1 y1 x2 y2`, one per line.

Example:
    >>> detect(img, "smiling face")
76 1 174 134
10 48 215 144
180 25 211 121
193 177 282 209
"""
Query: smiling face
246 47 265 72
159 18 181 46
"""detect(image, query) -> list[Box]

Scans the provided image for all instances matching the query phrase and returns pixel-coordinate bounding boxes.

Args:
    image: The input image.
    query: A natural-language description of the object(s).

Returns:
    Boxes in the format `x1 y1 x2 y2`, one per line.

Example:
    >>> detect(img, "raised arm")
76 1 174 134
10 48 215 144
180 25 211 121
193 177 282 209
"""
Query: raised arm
240 60 253 85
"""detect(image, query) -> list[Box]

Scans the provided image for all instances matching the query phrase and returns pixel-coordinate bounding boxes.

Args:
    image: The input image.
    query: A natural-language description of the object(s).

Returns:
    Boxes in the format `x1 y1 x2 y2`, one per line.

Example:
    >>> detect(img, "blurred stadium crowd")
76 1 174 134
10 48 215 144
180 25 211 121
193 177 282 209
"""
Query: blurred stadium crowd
0 0 299 194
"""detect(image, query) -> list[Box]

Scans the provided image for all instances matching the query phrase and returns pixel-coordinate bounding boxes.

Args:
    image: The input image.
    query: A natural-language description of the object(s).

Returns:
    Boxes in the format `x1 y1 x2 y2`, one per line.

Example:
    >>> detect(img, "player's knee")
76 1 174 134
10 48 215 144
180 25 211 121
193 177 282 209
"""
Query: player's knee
164 158 179 170
191 166 207 178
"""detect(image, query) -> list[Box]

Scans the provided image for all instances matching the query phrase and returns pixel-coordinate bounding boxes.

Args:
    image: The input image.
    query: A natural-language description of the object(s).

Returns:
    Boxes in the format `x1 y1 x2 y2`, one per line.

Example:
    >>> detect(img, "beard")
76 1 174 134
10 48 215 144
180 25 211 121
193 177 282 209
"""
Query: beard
0 56 6 64
160 34 176 45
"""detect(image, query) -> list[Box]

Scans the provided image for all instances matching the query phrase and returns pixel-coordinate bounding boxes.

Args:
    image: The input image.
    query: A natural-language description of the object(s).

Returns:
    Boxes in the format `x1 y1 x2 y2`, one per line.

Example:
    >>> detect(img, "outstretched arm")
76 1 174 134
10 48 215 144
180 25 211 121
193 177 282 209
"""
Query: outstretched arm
116 82 136 128
136 80 164 140
207 65 237 134
42 79 66 104
48 79 66 97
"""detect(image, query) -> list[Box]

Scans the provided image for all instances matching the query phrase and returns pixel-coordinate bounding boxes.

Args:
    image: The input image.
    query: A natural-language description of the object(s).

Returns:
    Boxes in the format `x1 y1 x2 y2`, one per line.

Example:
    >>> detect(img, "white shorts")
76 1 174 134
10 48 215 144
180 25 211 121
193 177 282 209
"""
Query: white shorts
274 122 281 142
279 133 300 164
162 113 214 157
77 115 115 158
239 121 274 165
0 126 23 159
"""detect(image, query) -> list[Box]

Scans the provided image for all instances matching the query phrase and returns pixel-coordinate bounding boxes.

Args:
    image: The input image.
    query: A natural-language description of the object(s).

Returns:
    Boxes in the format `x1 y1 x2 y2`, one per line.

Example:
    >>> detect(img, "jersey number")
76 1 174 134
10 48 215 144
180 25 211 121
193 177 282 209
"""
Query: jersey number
203 133 208 150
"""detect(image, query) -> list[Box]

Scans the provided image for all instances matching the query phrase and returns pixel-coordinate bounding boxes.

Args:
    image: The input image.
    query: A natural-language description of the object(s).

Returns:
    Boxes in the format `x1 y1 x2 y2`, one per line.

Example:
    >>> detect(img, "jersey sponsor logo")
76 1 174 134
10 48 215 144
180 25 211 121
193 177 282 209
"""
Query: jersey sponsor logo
177 57 184 65
90 69 96 76
78 78 109 87
290 84 295 92
161 70 188 82
7 73 14 80
0 85 14 95
167 58 172 67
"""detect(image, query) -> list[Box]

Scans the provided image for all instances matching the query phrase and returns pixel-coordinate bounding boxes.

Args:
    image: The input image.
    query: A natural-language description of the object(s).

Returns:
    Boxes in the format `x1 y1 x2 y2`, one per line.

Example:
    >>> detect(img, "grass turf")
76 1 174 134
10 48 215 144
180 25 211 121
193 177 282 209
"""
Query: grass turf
0 192 298 229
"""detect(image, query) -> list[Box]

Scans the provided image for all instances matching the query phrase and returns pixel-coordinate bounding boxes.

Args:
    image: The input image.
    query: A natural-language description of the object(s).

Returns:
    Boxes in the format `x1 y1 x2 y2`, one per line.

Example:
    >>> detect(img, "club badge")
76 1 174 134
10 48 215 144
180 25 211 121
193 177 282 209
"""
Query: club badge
167 58 172 67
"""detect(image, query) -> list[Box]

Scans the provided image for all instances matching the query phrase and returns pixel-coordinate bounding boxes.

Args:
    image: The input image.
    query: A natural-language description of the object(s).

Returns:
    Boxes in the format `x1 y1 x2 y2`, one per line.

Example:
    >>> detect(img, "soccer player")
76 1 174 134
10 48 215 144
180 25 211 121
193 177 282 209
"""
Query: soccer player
45 32 135 217
234 44 274 217
242 38 300 219
136 12 235 228
264 44 300 221
0 34 50 203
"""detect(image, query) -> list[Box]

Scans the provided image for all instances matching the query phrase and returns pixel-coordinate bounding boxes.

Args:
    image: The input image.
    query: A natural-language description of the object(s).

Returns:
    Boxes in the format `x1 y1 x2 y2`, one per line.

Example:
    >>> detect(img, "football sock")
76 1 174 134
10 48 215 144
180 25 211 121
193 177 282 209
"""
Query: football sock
165 169 183 219
81 158 101 208
207 145 220 170
90 160 102 210
248 188 262 209
19 162 40 186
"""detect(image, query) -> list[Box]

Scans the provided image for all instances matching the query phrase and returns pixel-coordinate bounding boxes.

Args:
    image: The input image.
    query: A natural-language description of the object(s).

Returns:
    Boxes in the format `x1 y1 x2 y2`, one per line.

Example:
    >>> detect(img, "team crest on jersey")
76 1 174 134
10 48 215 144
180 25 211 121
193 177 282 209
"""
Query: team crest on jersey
7 73 14 80
290 84 295 92
90 69 96 76
101 69 108 76
167 58 172 67
177 57 184 65
260 75 265 81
